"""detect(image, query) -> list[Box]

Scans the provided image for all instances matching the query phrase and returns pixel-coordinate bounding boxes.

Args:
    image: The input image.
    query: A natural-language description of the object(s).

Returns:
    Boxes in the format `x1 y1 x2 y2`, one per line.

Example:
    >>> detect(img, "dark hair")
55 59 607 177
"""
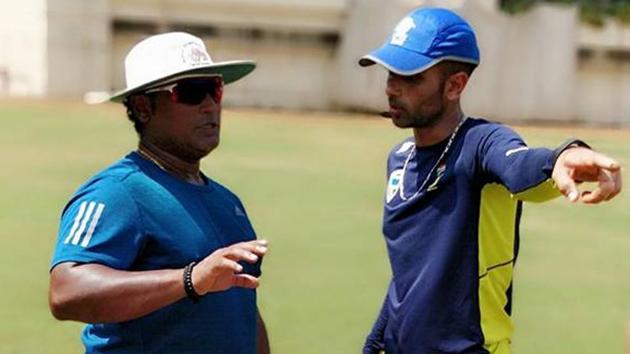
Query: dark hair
122 94 157 135
439 60 477 78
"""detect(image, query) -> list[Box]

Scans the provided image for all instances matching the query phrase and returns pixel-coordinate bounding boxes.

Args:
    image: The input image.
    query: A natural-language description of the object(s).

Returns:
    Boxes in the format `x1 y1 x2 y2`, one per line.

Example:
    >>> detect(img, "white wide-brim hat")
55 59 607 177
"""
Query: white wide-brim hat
109 32 256 103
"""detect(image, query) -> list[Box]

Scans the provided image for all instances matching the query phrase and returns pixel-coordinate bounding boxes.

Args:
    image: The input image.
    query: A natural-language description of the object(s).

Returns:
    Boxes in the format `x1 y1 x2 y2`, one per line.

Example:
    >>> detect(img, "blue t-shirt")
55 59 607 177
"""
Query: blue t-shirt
365 118 561 354
51 152 261 354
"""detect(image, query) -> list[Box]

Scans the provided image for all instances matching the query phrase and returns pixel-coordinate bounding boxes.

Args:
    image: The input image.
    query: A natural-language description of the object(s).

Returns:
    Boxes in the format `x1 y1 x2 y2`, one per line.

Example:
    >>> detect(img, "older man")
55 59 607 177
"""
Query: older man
359 7 622 354
49 32 270 354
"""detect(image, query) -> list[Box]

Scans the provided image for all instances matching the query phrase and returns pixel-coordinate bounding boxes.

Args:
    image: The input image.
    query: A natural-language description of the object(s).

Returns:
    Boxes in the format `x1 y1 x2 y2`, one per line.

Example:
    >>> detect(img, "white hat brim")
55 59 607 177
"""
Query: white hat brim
109 60 256 103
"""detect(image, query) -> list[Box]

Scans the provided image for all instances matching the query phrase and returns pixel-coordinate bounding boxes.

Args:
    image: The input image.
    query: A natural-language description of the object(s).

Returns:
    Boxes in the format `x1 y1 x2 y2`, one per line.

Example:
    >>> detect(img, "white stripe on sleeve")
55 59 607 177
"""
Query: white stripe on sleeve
80 203 106 248
71 201 96 245
64 201 87 244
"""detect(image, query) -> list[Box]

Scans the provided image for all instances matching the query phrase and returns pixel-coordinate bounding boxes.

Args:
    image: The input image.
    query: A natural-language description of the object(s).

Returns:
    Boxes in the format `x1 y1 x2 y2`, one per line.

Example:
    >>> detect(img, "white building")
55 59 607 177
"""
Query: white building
0 0 628 125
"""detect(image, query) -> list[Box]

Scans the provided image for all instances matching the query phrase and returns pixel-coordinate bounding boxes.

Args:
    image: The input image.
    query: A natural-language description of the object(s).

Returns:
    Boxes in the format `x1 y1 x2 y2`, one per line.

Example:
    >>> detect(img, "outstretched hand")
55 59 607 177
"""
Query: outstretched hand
552 147 622 203
192 240 268 294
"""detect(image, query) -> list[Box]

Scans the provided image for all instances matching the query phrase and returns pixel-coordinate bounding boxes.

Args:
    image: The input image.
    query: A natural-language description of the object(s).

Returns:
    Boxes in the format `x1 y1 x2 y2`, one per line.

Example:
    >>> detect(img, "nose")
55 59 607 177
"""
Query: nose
198 93 219 114
386 72 402 97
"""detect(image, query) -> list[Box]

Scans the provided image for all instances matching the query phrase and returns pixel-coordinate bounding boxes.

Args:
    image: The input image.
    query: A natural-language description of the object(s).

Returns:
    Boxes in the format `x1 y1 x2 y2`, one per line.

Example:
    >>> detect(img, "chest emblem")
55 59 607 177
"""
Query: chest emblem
426 162 447 192
386 169 404 203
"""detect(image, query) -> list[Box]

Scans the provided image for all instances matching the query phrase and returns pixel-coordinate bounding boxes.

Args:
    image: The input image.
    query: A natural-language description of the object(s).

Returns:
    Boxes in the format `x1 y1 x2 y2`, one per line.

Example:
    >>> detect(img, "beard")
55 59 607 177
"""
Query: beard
389 79 446 129
391 102 445 128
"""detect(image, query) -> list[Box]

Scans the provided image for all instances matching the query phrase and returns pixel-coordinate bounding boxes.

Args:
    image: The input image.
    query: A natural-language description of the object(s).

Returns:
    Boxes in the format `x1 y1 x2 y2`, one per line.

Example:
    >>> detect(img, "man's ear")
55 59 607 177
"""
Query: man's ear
129 95 154 124
444 72 470 101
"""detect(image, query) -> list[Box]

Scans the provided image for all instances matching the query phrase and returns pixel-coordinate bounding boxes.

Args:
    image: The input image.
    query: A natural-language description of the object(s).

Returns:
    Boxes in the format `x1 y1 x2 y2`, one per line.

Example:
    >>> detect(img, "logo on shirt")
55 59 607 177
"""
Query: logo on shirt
505 146 529 157
426 162 447 192
386 169 404 203
63 201 106 248
234 205 246 217
390 17 416 46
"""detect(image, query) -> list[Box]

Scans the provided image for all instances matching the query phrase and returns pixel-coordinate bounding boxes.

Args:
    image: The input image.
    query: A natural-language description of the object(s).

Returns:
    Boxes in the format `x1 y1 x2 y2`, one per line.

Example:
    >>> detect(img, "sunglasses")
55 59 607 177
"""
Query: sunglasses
144 77 224 105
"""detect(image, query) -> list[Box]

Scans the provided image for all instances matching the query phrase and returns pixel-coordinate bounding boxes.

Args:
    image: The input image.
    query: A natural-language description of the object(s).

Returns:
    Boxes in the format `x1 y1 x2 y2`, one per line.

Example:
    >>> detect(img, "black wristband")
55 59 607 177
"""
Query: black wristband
552 138 591 167
183 261 201 304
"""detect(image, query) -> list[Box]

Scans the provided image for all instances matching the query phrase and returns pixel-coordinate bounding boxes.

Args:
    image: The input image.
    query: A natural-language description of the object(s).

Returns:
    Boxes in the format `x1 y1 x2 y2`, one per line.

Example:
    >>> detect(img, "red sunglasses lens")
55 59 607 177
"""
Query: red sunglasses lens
171 78 223 105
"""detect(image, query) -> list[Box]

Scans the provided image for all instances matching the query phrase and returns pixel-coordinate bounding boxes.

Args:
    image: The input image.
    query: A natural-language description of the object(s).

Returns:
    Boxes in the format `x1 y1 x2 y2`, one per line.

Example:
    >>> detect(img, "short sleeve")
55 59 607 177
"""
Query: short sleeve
50 177 145 271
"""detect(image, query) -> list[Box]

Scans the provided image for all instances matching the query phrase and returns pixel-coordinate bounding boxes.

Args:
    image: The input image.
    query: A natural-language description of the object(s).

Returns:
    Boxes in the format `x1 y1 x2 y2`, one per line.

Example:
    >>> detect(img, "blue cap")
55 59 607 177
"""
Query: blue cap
359 7 480 75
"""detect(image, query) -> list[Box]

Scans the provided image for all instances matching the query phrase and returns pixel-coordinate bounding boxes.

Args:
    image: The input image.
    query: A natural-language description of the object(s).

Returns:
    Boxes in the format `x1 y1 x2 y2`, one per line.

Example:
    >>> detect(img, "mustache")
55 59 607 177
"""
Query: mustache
380 97 403 118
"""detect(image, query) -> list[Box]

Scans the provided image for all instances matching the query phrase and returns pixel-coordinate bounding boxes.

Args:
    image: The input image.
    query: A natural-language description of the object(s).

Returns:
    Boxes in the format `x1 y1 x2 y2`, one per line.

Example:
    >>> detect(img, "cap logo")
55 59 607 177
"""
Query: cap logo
181 42 210 67
390 17 415 46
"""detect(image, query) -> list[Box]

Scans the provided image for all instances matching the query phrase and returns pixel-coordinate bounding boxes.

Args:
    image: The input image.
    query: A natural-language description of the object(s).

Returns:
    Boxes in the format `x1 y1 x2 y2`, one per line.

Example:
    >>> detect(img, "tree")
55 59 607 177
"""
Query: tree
499 0 630 26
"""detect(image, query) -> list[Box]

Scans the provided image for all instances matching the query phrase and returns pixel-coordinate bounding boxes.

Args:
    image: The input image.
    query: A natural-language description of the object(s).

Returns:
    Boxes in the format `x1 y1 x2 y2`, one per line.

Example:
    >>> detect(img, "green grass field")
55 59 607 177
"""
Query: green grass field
0 99 628 354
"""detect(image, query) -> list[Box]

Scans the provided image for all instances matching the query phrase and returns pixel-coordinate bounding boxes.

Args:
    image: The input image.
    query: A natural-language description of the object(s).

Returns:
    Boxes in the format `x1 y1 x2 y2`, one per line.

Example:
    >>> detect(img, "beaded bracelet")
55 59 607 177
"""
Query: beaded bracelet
183 261 201 303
